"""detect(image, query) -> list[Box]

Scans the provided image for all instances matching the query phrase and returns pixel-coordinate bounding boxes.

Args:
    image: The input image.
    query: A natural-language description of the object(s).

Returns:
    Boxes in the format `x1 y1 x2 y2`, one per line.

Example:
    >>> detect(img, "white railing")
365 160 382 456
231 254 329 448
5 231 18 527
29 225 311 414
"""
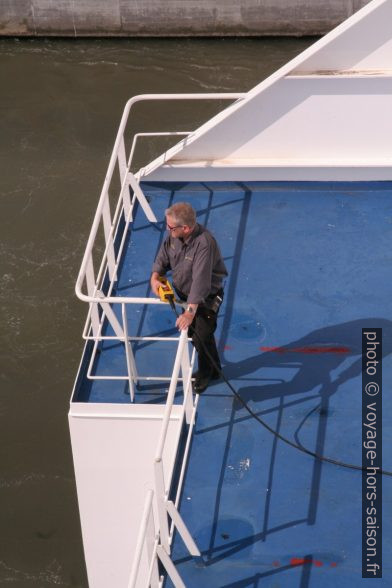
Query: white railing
75 93 244 399
75 93 246 305
128 331 201 588
75 94 247 584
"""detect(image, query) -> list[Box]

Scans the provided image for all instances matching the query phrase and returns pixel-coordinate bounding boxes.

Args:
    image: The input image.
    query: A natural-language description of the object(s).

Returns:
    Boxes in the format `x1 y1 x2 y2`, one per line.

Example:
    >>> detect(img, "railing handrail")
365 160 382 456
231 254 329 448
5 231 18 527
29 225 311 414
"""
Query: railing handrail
127 329 198 587
128 489 156 588
75 92 245 304
75 94 229 586
155 329 189 462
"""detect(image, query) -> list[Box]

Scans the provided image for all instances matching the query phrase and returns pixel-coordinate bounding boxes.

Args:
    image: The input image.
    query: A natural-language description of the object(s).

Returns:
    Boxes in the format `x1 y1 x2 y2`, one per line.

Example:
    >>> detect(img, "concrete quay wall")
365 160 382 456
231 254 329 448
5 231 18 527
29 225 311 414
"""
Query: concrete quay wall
1 1 370 37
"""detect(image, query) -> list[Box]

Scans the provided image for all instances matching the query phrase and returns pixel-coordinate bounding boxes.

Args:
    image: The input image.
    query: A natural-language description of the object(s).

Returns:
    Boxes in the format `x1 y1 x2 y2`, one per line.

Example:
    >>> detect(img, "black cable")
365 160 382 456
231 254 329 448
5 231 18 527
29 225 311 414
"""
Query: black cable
219 367 392 475
169 297 178 317
293 401 322 449
169 297 392 477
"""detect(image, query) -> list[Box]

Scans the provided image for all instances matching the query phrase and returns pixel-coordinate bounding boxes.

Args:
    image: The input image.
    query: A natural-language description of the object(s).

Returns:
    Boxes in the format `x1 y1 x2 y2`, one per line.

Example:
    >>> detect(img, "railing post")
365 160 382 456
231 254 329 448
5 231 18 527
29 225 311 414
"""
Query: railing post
128 490 158 588
120 173 133 222
118 135 133 220
146 504 160 588
166 501 201 558
181 334 193 424
98 296 124 339
102 193 117 283
85 255 100 339
156 545 186 588
122 303 138 401
154 458 170 553
128 172 157 222
117 136 127 183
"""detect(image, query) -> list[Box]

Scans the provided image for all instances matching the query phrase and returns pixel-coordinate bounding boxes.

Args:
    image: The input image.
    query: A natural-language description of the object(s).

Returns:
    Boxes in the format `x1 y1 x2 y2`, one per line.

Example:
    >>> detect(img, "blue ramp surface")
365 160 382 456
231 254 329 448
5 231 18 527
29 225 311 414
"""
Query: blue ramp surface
75 180 392 586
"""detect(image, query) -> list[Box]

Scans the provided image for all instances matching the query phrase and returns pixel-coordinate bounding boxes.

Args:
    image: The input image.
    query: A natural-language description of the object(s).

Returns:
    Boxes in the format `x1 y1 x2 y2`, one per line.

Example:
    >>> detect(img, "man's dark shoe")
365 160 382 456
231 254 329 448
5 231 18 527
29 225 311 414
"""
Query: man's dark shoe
193 374 211 394
192 369 221 381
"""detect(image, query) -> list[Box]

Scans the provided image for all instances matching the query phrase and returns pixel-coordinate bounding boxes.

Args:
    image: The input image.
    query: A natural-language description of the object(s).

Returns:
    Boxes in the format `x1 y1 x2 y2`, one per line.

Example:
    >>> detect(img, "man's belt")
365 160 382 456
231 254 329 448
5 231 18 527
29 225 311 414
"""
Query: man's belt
174 286 224 314
174 286 223 302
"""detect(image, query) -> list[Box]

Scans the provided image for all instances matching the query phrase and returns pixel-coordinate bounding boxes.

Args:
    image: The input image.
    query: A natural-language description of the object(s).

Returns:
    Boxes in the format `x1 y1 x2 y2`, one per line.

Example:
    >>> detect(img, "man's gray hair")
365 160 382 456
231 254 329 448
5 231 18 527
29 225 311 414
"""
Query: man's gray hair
165 202 196 227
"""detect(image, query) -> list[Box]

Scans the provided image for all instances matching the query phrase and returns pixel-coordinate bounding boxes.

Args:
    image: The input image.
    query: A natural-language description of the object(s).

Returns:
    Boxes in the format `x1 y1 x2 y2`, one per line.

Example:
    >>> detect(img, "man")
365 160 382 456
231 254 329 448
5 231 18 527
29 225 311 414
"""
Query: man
151 202 227 393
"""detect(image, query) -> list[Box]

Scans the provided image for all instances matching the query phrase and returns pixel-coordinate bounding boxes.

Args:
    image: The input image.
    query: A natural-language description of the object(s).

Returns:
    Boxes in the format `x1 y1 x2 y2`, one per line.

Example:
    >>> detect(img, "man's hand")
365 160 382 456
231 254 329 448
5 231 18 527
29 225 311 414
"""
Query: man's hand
150 272 163 297
176 311 194 331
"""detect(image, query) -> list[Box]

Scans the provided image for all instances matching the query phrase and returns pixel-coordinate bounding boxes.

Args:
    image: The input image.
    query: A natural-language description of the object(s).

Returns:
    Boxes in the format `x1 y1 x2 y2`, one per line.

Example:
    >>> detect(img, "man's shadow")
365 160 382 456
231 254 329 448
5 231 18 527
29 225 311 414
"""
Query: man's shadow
222 318 391 405
205 317 391 567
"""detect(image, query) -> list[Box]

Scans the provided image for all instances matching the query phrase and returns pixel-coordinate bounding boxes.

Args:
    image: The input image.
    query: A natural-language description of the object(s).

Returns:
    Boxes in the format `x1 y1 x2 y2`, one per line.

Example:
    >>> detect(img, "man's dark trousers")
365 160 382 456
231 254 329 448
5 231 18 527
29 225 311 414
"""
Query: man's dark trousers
191 306 221 377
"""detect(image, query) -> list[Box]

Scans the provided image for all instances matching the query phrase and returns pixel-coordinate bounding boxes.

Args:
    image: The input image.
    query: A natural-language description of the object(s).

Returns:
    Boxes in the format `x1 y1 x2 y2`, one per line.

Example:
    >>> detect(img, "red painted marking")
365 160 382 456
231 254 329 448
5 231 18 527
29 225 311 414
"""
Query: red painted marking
290 557 325 567
294 346 349 354
290 557 332 568
290 558 310 566
330 562 338 568
224 345 232 350
260 346 286 353
260 346 350 354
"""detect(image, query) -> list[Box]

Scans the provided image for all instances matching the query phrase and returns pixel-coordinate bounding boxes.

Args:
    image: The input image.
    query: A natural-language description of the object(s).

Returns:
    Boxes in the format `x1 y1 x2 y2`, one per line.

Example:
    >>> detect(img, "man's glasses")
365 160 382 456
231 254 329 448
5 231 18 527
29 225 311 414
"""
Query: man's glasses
166 223 183 231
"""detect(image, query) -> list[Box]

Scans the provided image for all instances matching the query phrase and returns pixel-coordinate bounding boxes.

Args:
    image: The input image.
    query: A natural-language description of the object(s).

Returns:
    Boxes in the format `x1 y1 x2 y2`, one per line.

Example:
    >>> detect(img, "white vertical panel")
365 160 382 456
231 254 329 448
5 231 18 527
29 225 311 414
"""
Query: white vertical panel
69 404 183 588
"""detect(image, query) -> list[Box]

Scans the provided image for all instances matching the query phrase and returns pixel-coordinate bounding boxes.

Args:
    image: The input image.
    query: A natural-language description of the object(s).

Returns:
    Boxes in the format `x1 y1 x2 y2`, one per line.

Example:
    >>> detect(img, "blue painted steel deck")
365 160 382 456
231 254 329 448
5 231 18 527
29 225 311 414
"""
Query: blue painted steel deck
74 181 392 586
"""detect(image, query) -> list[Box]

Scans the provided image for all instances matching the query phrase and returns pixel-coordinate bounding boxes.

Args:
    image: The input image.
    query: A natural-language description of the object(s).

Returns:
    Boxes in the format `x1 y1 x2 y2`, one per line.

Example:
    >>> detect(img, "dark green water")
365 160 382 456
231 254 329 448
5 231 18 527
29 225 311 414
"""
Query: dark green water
0 37 314 587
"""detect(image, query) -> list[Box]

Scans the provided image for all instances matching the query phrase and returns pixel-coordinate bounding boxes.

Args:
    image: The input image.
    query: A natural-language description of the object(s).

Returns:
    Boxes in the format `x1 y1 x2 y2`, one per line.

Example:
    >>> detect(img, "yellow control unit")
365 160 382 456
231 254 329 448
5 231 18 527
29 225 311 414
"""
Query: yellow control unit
157 277 175 303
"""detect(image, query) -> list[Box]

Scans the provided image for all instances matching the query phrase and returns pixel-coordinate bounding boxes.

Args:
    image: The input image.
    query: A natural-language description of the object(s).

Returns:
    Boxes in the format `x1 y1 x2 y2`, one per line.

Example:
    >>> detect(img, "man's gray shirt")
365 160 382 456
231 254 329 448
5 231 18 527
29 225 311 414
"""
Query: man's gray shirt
152 223 228 304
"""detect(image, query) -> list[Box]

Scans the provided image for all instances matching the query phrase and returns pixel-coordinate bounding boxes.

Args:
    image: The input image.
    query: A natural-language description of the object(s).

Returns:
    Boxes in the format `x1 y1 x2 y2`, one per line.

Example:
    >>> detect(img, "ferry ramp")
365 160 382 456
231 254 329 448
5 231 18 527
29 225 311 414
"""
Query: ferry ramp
73 179 391 587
